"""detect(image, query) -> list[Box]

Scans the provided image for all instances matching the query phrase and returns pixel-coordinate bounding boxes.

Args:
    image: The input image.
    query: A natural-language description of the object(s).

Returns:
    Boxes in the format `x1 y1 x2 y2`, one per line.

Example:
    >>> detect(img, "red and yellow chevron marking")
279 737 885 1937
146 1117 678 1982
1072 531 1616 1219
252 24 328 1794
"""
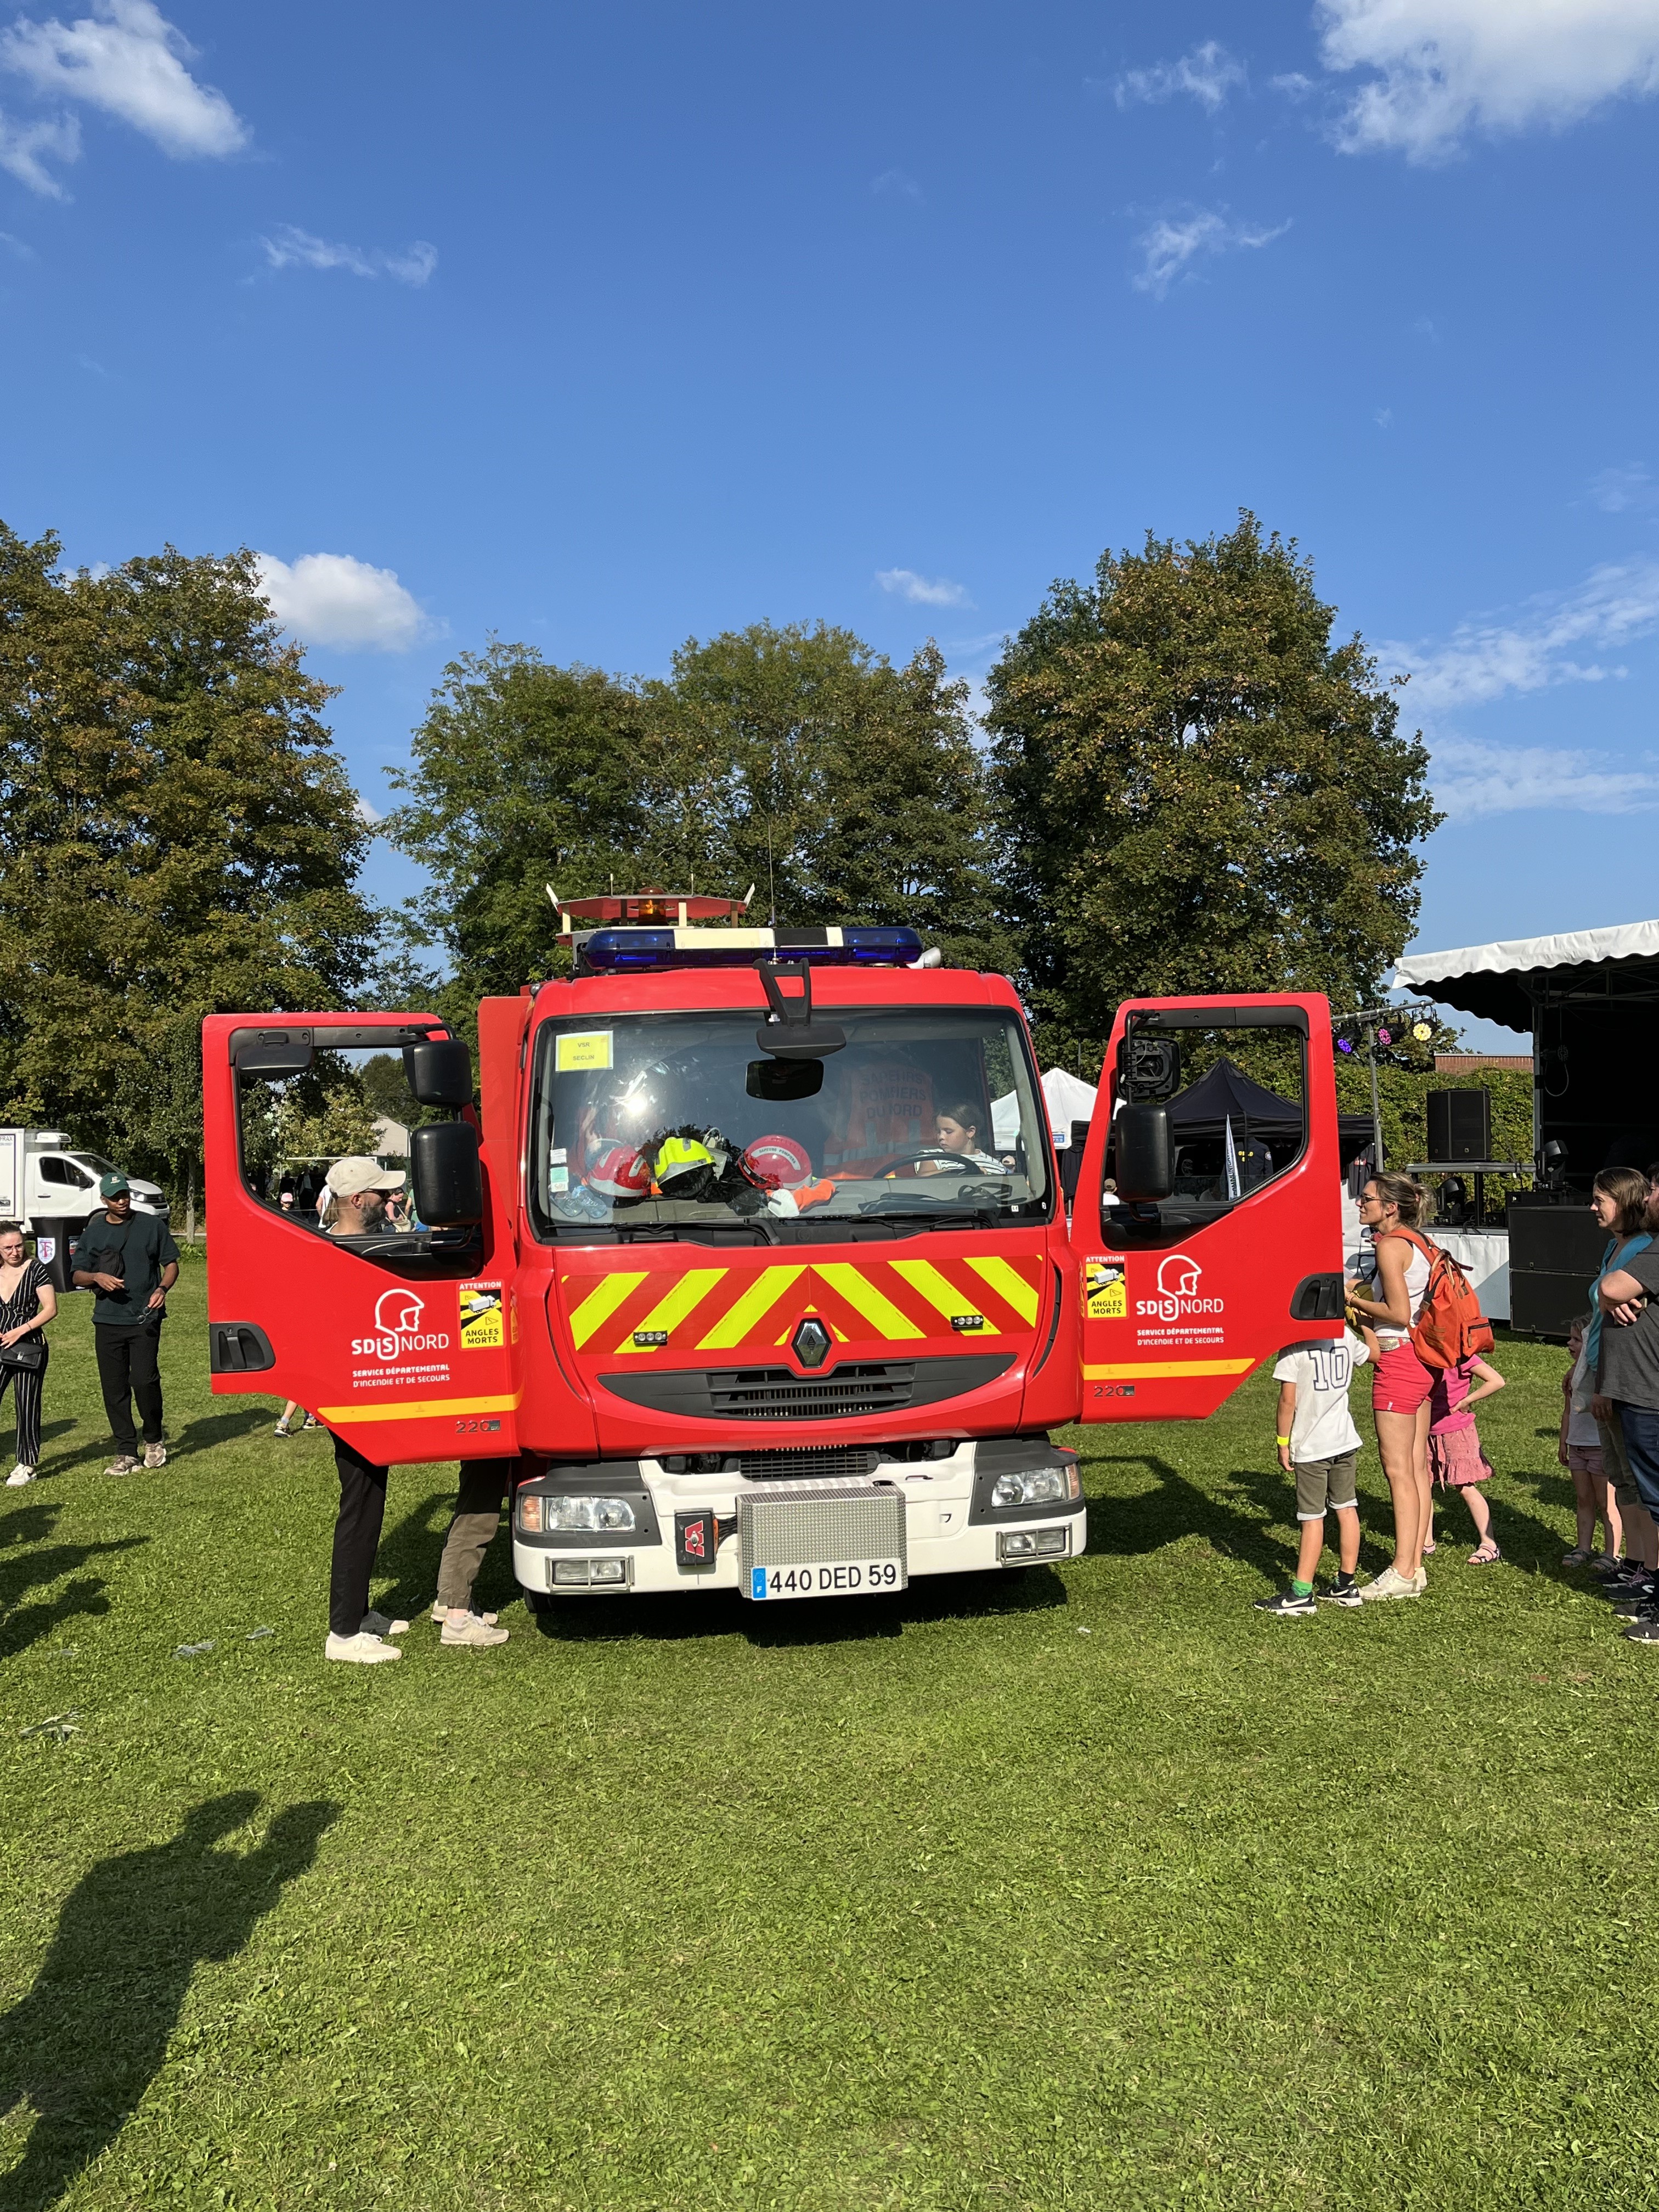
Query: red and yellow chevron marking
557 1252 1044 1359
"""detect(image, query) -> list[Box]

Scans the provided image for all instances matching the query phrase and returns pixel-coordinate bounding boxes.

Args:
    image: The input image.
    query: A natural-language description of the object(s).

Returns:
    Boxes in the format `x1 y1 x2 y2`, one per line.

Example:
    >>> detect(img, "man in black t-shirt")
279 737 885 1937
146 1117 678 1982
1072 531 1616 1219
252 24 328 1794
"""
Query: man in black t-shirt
70 1173 180 1477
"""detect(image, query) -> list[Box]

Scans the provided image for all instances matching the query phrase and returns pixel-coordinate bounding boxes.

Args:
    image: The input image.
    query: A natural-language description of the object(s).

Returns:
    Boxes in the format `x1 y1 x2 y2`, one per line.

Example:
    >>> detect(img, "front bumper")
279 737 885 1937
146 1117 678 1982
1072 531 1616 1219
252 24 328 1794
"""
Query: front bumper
511 1436 1086 1598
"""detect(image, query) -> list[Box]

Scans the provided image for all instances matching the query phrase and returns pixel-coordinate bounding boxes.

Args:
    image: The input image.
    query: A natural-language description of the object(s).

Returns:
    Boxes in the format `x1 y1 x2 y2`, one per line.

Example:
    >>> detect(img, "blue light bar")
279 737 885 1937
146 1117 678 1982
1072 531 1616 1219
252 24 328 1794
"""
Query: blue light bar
578 924 926 973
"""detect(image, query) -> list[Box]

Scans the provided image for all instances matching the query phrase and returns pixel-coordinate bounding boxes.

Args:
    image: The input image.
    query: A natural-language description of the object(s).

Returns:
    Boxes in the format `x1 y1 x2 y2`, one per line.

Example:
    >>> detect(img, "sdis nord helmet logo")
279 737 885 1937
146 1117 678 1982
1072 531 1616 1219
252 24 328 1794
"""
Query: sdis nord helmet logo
1139 1252 1224 1321
352 1288 451 1359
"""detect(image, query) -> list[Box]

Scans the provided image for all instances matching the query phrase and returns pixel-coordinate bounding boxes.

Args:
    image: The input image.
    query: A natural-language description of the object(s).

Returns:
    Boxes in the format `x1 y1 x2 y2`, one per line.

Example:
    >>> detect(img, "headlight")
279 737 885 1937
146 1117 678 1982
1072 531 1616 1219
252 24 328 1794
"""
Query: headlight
545 1494 637 1532
518 1493 637 1533
990 1465 1080 1508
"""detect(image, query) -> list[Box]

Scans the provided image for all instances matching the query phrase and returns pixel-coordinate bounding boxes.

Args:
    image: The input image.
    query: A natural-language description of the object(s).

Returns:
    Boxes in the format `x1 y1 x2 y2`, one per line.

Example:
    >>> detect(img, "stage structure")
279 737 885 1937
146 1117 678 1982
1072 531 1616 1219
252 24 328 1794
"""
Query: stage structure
1395 918 1659 1336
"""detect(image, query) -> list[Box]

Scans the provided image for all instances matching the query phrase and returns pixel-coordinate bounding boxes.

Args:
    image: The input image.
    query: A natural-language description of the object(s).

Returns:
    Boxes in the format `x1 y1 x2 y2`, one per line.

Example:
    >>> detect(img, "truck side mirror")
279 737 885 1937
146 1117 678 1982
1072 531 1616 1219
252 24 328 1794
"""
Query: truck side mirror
1114 1104 1173 1202
403 1039 474 1109
410 1121 483 1225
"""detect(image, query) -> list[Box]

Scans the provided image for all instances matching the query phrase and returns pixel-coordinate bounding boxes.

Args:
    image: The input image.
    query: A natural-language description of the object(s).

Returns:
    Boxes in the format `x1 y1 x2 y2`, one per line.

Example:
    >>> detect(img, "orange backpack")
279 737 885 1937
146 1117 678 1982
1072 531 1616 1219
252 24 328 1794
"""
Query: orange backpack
1386 1226 1496 1372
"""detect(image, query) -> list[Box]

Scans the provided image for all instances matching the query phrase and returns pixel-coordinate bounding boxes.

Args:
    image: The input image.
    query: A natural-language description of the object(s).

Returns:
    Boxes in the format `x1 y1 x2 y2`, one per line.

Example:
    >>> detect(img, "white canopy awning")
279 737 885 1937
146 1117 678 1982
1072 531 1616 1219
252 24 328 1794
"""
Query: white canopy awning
992 1067 1098 1150
1393 918 1659 1029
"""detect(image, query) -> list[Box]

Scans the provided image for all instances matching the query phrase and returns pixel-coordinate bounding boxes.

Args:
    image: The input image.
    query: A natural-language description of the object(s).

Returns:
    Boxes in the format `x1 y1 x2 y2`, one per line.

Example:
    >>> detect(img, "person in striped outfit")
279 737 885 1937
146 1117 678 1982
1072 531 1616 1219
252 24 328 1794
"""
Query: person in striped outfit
0 1222 55 1484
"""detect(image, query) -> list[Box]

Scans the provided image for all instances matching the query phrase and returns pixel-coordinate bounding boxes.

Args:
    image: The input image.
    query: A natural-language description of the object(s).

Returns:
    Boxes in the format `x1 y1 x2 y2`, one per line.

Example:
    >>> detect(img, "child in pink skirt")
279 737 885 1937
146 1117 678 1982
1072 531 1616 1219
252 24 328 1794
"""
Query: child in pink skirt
1426 1352 1506 1562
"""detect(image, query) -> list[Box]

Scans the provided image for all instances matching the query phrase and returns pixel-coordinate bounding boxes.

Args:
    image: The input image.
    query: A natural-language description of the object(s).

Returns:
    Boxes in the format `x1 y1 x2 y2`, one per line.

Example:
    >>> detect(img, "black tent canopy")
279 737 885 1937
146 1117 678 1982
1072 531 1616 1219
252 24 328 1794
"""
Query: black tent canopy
1167 1056 1375 1166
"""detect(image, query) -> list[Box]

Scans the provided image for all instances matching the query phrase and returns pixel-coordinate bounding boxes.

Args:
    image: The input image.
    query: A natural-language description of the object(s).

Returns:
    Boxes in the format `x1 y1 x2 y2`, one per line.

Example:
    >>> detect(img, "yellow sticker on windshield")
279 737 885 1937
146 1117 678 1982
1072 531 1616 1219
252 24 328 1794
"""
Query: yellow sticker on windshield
556 1031 613 1073
1084 1257 1126 1319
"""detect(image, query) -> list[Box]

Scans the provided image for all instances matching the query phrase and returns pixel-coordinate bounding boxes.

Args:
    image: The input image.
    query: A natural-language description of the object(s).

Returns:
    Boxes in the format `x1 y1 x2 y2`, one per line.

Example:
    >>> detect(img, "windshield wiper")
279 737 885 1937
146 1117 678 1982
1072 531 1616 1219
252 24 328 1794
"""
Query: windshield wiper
855 1201 1002 1228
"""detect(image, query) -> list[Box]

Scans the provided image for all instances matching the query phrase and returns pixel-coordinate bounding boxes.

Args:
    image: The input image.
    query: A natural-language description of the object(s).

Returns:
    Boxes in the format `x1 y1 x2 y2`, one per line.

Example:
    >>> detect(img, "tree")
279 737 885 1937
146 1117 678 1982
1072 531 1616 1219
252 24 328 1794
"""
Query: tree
986 512 1440 1073
385 623 1011 997
0 524 377 1182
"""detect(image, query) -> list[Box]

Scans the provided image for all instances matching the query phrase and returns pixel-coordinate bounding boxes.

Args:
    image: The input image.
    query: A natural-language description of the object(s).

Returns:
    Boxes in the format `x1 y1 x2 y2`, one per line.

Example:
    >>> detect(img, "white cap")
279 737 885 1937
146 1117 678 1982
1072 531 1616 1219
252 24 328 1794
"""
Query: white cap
325 1156 406 1199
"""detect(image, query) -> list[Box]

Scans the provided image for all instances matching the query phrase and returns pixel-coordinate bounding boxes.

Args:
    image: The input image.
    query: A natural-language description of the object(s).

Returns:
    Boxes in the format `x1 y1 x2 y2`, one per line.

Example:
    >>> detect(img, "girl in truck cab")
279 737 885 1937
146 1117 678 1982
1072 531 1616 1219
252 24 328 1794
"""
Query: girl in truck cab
924 1104 1002 1175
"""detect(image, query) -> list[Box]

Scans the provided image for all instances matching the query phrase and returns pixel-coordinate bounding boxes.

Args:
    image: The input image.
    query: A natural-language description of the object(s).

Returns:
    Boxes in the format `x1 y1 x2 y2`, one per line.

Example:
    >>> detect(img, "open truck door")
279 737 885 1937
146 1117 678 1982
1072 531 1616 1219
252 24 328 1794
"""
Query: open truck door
1069 994 1345 1424
202 1013 521 1466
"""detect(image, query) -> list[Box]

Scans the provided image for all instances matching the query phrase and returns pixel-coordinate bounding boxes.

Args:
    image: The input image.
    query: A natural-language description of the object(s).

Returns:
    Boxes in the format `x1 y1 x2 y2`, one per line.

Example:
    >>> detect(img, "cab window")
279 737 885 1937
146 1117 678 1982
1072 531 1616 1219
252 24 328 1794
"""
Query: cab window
235 1041 420 1233
1103 1014 1308 1249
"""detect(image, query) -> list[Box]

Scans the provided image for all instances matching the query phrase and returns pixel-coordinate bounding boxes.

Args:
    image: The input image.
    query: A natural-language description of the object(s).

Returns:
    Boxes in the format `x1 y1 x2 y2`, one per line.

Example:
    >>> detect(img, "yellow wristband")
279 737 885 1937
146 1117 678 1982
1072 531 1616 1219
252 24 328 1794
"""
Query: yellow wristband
1275 1435 1291 1447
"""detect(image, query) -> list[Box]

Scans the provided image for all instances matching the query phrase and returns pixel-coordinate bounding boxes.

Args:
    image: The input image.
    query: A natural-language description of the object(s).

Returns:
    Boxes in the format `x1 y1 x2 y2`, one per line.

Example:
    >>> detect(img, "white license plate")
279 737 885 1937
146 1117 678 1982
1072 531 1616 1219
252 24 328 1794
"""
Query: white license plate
747 1559 904 1601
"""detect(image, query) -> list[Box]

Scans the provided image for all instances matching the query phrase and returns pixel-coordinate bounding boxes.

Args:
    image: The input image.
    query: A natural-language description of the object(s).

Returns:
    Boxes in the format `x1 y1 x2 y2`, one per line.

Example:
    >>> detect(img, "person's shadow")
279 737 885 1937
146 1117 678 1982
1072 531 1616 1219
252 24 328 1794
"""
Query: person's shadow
0 1792 338 2212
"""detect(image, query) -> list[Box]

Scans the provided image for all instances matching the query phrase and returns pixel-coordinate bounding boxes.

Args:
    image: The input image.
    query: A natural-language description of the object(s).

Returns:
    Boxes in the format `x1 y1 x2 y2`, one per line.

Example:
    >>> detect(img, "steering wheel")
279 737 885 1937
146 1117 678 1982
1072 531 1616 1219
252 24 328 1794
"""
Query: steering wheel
871 1146 975 1179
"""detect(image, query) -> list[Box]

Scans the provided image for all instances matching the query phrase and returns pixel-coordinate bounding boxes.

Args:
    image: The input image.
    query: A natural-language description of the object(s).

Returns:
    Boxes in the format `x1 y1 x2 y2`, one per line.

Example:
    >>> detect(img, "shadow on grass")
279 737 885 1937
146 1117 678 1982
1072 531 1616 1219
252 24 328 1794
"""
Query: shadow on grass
0 1792 338 2212
0 1501 147 1662
374 1489 456 1617
529 1564 1069 1648
1082 1454 1298 1581
173 1406 279 1456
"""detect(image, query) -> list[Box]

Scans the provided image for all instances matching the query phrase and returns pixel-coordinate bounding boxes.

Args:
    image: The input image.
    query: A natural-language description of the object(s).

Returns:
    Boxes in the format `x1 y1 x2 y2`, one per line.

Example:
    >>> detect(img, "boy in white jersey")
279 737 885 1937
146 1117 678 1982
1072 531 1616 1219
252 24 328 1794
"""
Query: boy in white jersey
1255 1326 1370 1618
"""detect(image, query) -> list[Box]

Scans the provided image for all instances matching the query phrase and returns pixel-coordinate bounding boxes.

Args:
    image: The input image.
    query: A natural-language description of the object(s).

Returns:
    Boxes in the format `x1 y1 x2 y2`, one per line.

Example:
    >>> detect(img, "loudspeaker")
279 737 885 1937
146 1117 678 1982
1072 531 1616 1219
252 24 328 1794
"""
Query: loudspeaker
1508 1203 1609 1339
1426 1088 1491 1165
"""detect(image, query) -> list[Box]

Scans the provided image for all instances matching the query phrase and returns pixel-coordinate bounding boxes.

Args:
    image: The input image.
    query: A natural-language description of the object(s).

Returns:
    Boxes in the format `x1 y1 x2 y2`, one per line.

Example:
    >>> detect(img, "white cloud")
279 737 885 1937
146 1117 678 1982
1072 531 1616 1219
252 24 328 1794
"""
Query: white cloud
1389 557 1659 710
870 167 922 201
1115 40 1247 111
1317 0 1659 161
255 552 427 653
0 0 245 159
1588 461 1656 511
0 105 76 191
877 567 970 608
1431 734 1659 817
260 225 437 287
1132 207 1290 297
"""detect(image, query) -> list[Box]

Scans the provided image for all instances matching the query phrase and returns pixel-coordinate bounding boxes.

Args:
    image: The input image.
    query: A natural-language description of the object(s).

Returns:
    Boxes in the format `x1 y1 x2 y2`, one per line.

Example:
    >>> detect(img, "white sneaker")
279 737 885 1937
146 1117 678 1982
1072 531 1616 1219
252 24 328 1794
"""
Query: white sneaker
5 1464 33 1486
1410 1567 1427 1595
430 1600 499 1626
1359 1566 1412 1602
324 1630 402 1664
441 1611 509 1647
359 1609 410 1637
143 1443 166 1470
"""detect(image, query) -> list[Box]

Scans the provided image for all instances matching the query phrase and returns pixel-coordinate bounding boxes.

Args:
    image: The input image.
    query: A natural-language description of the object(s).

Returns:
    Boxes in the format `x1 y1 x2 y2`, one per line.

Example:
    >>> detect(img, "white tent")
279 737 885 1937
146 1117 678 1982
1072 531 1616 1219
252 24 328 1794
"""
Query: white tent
992 1067 1098 1151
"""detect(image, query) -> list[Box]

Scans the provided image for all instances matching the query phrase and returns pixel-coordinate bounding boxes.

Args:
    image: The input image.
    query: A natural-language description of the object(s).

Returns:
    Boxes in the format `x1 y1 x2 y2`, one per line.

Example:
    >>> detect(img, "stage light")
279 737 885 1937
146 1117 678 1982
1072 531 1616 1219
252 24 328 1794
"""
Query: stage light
1376 1027 1391 1046
1338 1037 1354 1053
1412 1021 1432 1041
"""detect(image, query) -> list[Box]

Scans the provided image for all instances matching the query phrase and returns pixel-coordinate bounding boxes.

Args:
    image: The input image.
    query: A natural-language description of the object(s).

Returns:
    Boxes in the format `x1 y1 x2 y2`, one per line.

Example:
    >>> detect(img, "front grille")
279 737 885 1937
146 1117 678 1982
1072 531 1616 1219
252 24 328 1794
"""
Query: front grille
714 1363 912 1419
737 1446 881 1481
740 1485 907 1573
600 1351 1013 1420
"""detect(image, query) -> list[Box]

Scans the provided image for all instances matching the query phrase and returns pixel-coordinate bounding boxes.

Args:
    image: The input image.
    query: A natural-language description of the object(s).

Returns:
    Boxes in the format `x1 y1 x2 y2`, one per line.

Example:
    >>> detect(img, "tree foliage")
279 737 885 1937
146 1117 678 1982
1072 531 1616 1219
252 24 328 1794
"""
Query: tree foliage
383 624 1009 1001
0 522 376 1179
986 512 1440 1073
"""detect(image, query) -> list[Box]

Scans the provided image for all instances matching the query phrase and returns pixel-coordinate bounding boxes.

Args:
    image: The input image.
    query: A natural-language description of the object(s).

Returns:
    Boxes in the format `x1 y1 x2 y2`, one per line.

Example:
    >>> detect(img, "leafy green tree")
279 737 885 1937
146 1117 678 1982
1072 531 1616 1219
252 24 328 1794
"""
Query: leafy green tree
385 623 1011 997
0 523 377 1180
986 512 1440 1073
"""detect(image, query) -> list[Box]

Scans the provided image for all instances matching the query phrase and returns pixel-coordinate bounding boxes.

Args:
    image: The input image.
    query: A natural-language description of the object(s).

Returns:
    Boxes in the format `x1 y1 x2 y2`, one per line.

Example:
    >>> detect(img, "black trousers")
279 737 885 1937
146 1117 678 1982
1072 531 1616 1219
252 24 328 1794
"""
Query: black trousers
0 1350 46 1468
330 1434 390 1637
94 1323 163 1456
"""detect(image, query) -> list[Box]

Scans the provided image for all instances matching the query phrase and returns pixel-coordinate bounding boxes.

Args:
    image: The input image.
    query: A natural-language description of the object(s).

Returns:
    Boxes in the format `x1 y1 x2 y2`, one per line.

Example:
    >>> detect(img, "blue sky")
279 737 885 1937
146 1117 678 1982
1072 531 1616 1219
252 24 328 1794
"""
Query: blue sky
3 1 1657 1045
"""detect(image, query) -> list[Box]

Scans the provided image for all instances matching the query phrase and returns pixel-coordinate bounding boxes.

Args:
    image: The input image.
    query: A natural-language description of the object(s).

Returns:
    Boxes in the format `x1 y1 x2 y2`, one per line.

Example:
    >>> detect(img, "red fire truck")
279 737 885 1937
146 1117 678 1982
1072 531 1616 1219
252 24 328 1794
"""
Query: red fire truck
202 895 1345 1608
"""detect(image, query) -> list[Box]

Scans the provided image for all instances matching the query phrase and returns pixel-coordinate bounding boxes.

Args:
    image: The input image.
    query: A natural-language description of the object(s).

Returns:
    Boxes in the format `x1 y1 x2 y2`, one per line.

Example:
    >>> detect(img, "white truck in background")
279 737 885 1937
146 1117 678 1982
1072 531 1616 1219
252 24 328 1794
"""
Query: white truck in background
0 1131 168 1270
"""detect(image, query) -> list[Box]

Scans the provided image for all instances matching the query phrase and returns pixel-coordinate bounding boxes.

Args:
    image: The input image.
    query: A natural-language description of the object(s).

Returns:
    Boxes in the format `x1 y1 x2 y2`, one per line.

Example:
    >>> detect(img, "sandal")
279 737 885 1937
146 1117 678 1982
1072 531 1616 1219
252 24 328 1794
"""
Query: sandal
1468 1539 1502 1565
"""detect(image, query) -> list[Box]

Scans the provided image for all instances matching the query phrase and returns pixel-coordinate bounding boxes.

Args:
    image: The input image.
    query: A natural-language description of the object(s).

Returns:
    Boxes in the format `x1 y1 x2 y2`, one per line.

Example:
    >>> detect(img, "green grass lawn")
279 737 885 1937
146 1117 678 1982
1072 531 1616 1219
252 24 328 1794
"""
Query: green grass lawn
1 1258 1653 2210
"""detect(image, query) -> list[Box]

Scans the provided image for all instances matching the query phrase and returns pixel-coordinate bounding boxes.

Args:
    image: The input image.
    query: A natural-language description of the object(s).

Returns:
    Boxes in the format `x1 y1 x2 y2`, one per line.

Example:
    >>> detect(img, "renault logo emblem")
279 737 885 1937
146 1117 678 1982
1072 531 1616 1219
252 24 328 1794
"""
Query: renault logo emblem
791 1317 832 1369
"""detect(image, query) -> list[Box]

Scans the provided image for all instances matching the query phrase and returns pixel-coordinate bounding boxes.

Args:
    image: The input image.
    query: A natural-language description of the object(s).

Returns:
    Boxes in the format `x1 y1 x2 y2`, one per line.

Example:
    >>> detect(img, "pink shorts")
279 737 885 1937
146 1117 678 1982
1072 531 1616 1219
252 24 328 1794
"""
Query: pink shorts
1372 1340 1436 1414
1566 1444 1605 1479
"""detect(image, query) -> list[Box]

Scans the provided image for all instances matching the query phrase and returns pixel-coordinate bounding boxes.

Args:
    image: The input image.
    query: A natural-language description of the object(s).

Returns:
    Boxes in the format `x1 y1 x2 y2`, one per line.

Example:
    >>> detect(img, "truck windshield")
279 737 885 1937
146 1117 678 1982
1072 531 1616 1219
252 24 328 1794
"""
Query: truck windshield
529 1007 1052 1238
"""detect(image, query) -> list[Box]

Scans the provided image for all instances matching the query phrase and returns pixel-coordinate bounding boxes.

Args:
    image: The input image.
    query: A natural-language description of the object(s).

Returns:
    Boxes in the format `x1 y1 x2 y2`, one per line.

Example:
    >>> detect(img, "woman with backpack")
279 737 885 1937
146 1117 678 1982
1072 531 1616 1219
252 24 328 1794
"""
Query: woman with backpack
1347 1173 1438 1600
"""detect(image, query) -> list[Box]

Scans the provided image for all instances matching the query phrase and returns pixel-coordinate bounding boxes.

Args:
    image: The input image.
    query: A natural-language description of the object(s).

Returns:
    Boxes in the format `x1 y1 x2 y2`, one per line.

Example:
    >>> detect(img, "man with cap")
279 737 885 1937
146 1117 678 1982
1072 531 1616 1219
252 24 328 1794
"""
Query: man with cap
70 1173 180 1477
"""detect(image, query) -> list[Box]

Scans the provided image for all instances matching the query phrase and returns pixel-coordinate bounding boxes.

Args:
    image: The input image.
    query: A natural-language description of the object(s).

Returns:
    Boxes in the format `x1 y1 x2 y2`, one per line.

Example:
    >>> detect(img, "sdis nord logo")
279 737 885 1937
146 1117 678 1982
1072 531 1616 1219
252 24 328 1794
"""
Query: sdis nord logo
352 1288 451 1359
1138 1253 1224 1322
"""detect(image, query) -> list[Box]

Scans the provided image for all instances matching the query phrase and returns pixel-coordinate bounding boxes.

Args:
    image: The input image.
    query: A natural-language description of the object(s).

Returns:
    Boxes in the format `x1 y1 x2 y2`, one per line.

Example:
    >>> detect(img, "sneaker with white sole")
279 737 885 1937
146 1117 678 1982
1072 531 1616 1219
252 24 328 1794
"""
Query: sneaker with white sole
441 1611 510 1647
359 1609 410 1637
143 1443 166 1470
104 1454 141 1477
1253 1588 1318 1618
1318 1579 1364 1608
1410 1568 1427 1595
429 1601 500 1626
324 1630 402 1664
1359 1566 1414 1602
5 1463 33 1486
